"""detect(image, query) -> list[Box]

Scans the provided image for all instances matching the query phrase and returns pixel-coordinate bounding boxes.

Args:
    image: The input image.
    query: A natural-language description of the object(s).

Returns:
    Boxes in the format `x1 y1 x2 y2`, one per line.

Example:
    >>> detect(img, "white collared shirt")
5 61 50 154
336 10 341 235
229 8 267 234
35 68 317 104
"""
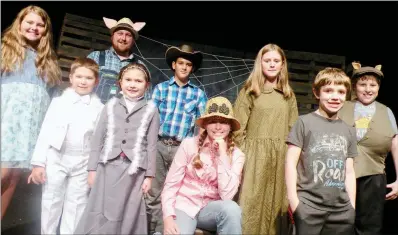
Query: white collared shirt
122 92 144 113
61 88 96 156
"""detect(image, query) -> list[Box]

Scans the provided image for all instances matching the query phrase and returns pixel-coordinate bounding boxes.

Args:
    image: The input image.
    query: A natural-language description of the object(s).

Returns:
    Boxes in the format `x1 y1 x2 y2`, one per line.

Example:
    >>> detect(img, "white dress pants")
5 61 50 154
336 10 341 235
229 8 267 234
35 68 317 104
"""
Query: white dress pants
41 152 89 234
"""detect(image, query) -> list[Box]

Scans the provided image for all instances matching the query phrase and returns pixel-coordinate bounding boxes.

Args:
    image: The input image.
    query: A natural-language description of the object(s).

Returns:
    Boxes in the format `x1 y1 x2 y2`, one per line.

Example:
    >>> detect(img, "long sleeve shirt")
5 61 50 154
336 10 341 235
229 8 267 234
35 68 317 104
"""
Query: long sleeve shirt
31 88 104 166
151 77 207 141
161 136 245 219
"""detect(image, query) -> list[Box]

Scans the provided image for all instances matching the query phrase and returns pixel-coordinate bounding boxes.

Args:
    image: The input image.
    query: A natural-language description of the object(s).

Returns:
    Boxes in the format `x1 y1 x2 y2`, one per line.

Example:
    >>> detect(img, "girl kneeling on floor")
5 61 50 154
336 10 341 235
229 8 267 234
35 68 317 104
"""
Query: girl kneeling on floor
162 96 245 235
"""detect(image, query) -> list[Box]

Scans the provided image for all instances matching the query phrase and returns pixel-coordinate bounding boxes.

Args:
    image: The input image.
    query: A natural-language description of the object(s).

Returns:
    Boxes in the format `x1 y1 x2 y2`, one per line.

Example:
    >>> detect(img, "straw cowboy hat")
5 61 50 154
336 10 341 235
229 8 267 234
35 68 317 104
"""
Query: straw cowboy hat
351 62 384 79
196 96 241 131
103 17 146 40
165 44 203 73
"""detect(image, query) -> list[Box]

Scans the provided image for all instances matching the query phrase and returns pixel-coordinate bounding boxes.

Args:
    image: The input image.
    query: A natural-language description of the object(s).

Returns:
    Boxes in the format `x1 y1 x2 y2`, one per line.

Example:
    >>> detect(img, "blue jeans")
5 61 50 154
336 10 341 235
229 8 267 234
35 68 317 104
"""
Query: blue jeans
175 200 242 235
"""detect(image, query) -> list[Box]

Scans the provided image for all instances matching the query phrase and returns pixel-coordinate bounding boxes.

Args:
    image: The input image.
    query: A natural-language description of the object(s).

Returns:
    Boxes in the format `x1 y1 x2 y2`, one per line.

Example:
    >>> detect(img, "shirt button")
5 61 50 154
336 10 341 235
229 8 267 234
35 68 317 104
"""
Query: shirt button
122 140 126 144
125 129 128 133
126 119 130 123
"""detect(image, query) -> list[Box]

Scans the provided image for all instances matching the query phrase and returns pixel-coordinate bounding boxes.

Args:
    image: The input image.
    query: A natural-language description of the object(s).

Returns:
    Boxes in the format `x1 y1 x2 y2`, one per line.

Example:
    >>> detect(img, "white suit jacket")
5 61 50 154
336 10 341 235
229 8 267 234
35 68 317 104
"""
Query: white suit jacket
31 88 104 167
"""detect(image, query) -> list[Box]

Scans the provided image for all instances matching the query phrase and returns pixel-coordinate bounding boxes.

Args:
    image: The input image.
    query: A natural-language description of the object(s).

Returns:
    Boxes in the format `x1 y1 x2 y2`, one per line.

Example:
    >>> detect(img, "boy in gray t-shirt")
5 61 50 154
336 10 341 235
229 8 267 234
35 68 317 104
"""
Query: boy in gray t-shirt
285 68 357 235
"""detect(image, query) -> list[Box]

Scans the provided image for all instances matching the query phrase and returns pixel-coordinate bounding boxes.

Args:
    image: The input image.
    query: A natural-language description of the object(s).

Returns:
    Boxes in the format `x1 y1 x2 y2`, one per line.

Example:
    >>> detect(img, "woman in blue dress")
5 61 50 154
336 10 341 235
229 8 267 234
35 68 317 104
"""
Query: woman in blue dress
1 5 61 219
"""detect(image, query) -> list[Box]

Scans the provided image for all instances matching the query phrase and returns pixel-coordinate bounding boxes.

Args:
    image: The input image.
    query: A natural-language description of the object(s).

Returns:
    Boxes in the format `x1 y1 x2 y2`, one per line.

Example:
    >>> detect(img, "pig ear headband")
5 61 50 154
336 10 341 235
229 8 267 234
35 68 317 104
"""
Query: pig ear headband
103 17 146 32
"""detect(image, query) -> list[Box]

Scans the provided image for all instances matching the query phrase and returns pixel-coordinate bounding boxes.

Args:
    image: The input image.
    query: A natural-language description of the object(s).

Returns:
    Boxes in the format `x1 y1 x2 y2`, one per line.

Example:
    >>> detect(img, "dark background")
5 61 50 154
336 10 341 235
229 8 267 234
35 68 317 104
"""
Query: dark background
2 1 398 234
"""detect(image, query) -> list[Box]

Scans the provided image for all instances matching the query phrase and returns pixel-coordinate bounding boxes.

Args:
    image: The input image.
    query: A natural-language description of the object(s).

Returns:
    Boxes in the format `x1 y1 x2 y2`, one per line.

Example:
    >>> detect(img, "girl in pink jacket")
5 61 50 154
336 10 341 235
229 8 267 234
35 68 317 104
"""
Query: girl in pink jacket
161 96 245 235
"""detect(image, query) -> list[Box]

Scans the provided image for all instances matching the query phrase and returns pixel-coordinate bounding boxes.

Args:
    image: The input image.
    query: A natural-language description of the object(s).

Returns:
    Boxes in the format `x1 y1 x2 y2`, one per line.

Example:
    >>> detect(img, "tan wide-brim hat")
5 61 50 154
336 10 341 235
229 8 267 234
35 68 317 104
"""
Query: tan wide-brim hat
165 44 203 73
103 17 146 40
351 62 384 79
196 96 241 131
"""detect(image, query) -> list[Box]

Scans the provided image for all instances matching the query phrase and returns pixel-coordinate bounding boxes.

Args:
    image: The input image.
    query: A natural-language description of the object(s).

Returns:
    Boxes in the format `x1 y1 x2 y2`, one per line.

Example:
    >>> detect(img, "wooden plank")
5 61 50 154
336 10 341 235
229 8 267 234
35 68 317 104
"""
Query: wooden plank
64 18 110 35
289 72 310 81
288 62 345 76
61 36 92 48
313 65 336 72
296 95 318 105
290 81 312 94
65 13 105 27
288 62 313 71
58 45 91 58
63 26 110 41
314 61 345 70
60 36 110 51
285 50 345 65
59 59 73 70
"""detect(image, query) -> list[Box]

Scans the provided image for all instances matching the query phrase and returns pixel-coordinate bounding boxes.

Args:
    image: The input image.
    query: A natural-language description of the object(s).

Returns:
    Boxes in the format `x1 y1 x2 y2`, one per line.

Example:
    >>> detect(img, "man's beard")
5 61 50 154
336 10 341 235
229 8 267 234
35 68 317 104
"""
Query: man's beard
113 42 132 56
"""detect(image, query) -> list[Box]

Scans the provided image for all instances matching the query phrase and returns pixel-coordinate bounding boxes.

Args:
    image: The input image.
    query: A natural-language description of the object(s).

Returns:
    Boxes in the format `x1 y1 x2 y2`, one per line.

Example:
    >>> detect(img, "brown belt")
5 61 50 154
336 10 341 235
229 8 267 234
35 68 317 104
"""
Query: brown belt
159 136 181 146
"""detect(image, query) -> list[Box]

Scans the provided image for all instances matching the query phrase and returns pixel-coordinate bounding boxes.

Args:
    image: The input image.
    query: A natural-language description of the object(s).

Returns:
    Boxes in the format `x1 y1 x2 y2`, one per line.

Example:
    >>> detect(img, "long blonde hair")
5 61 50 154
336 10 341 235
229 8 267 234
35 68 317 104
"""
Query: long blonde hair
243 43 293 98
1 5 61 86
192 130 236 169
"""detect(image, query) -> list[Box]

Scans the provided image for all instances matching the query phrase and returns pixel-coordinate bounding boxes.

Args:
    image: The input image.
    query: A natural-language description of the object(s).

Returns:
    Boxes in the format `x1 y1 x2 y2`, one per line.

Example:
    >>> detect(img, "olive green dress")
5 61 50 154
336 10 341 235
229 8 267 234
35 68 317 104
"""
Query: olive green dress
234 87 298 235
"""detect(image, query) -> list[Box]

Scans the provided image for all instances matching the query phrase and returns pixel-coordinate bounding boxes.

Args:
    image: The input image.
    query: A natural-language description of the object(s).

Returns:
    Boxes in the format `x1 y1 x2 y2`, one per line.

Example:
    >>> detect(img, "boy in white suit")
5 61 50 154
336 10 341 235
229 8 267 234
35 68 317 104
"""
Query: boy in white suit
28 58 104 234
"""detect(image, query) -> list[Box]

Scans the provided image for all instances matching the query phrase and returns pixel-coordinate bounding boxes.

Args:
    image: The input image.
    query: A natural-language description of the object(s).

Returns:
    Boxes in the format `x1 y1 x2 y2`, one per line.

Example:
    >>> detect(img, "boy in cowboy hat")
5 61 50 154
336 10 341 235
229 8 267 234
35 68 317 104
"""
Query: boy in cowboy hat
146 44 208 234
87 17 148 103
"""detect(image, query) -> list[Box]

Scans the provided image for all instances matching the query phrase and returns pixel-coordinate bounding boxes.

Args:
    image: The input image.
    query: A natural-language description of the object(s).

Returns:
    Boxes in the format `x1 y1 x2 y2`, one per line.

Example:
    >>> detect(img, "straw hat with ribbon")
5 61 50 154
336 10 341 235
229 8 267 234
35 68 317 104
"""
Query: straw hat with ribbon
103 17 146 40
196 96 241 131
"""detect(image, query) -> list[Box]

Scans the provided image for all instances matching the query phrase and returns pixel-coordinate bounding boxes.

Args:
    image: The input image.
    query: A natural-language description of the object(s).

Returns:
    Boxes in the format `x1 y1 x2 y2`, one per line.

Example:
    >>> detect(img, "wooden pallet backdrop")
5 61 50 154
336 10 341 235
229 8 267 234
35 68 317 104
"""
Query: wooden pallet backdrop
56 13 346 115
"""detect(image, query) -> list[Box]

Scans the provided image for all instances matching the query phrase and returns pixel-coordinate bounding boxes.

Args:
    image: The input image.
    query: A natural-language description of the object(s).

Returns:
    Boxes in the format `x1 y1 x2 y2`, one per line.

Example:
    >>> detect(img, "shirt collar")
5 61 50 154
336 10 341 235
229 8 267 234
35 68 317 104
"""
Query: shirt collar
261 86 283 94
119 91 144 102
64 88 91 105
168 76 196 88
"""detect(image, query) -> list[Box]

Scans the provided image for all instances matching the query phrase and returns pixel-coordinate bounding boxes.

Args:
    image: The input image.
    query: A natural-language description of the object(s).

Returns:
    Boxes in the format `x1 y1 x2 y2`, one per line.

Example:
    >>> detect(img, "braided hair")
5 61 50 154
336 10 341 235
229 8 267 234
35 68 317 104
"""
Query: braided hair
192 125 236 169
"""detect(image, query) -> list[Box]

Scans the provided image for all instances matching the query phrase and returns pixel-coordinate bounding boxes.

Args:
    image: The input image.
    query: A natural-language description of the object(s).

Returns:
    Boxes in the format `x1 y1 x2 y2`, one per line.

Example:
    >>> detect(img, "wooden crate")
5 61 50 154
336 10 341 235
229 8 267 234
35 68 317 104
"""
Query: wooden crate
284 50 346 114
56 13 112 82
56 13 346 115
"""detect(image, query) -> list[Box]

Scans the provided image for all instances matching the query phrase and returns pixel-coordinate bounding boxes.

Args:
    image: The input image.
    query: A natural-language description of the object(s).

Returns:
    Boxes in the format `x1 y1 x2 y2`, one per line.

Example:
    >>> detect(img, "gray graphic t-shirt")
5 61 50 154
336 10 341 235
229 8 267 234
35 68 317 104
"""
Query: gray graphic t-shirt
287 112 357 211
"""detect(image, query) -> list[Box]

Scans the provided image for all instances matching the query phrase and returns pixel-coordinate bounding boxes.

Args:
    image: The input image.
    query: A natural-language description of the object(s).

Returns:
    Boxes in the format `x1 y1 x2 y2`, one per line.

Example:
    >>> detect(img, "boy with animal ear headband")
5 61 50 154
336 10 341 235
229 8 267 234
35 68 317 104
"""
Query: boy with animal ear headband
339 62 398 235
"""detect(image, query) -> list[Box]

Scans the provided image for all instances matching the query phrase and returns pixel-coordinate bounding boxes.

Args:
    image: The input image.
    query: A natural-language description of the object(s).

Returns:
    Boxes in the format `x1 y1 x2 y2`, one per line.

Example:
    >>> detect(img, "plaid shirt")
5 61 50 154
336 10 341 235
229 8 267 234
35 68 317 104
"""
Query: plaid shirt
152 77 207 141
87 47 148 103
87 47 144 72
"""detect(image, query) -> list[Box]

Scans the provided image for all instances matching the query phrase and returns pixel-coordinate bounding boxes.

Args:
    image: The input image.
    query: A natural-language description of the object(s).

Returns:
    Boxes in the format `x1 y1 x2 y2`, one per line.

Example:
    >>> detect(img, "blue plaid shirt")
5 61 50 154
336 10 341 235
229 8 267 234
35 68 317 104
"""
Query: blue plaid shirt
87 47 144 73
152 77 207 141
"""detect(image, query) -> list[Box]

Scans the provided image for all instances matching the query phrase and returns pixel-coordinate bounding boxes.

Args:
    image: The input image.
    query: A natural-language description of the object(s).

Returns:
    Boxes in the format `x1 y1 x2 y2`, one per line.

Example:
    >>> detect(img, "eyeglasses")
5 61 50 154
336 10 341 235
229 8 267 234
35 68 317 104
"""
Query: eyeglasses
208 103 230 115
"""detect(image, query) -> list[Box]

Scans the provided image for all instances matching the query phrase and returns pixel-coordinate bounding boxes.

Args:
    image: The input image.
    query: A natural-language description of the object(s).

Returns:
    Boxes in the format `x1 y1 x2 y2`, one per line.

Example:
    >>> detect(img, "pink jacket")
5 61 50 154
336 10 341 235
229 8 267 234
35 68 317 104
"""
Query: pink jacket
161 136 245 219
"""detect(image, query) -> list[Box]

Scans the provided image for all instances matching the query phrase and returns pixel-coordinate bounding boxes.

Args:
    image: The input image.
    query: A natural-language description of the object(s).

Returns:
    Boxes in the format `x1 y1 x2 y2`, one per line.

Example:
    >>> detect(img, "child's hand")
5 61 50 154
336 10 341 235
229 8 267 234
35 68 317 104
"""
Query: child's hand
289 197 300 213
213 138 228 156
164 216 180 235
88 171 96 188
142 177 152 194
386 180 398 200
27 166 46 185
